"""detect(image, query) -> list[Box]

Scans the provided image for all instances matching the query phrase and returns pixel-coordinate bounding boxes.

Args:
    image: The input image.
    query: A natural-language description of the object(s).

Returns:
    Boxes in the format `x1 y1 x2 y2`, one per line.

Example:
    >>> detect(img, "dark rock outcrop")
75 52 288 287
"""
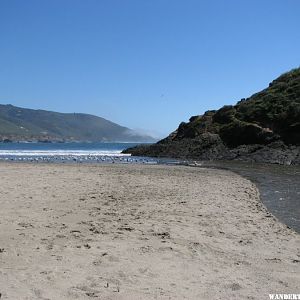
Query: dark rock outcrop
123 67 300 165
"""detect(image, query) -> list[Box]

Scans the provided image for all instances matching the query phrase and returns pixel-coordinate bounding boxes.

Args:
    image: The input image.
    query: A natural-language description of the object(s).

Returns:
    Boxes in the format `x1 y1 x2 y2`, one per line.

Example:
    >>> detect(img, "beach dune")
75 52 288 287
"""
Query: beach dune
0 163 299 299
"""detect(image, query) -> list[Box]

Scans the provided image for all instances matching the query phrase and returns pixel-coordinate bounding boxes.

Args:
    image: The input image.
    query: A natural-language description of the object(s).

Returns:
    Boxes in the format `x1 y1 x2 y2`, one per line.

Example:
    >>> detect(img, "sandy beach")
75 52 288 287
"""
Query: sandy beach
0 163 299 300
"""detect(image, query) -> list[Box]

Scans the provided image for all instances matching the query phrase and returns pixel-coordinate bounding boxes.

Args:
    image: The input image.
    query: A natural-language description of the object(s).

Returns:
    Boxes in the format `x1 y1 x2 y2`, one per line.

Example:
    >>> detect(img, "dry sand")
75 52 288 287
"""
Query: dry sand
0 163 299 300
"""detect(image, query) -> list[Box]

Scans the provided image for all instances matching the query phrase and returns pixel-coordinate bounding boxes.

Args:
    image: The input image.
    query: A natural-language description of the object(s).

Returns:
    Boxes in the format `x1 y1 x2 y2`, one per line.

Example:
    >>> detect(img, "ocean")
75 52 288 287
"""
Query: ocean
0 142 157 163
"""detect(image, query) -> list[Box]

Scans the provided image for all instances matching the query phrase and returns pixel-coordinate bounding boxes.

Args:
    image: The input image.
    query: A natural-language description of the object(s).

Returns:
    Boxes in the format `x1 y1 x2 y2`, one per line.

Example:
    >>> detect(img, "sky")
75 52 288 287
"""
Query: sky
0 0 300 138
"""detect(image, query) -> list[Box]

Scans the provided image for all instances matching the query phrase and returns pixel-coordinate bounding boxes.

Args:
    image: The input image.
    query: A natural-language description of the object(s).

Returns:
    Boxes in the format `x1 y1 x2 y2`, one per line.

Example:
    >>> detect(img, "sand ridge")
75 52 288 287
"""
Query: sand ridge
0 163 299 299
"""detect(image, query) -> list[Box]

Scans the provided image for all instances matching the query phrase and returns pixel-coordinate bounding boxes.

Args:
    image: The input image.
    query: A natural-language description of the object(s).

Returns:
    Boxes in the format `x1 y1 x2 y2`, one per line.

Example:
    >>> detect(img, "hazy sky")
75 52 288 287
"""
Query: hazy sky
0 0 299 137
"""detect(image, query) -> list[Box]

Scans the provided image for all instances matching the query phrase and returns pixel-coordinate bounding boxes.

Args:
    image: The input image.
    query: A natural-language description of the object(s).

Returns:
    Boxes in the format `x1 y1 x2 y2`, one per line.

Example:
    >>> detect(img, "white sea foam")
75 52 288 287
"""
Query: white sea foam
0 150 131 157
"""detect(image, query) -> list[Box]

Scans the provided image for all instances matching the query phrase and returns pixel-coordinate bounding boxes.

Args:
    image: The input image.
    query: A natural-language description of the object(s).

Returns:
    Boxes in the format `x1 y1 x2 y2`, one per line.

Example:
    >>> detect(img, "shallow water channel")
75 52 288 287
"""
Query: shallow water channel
199 161 300 233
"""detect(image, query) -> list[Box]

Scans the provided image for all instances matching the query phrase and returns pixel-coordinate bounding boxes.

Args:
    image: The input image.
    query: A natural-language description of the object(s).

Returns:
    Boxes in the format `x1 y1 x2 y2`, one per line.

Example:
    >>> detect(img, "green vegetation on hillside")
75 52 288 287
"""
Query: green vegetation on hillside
124 67 300 165
0 105 154 142
164 67 300 147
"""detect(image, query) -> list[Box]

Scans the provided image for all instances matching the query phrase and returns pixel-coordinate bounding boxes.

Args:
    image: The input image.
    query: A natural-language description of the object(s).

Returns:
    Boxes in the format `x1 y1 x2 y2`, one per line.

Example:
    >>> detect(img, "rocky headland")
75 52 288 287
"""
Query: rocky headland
123 68 300 165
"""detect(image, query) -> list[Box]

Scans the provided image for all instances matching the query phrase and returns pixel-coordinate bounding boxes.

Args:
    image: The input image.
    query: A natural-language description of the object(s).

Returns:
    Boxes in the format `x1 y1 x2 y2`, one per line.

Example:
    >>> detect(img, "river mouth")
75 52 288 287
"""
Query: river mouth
196 160 300 234
1 147 299 234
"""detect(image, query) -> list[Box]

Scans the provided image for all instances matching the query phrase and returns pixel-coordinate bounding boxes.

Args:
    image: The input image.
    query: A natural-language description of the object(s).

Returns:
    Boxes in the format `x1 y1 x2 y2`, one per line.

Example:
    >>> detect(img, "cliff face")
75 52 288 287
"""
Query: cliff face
124 68 300 165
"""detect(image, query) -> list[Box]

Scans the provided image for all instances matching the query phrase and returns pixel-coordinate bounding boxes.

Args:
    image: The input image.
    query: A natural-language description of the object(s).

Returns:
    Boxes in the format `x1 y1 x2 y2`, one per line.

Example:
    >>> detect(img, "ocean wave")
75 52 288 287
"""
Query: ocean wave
0 150 131 157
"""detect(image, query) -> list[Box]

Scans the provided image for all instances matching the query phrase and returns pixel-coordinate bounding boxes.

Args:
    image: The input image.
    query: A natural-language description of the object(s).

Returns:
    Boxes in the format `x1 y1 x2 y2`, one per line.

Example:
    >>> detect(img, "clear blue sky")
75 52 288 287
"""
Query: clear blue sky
0 0 299 137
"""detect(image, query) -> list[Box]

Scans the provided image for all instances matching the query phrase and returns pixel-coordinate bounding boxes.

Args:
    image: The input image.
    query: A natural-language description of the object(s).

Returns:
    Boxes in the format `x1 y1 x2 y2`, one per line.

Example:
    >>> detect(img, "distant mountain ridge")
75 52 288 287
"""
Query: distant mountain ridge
0 104 155 142
124 67 300 165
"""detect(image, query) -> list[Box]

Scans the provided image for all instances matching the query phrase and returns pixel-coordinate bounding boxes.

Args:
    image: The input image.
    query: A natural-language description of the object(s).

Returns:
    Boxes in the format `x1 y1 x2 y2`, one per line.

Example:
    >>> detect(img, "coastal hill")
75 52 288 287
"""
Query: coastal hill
0 104 155 143
124 67 300 165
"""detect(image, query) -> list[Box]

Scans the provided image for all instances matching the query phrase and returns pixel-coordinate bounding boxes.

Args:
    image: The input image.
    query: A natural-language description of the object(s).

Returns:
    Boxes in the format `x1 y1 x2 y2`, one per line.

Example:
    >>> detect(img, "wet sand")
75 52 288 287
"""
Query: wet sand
200 160 300 233
0 163 299 299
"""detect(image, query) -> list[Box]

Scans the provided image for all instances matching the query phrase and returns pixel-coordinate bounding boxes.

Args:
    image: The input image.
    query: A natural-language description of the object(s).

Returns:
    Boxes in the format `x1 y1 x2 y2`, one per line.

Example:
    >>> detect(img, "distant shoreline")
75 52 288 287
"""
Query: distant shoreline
0 140 154 144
